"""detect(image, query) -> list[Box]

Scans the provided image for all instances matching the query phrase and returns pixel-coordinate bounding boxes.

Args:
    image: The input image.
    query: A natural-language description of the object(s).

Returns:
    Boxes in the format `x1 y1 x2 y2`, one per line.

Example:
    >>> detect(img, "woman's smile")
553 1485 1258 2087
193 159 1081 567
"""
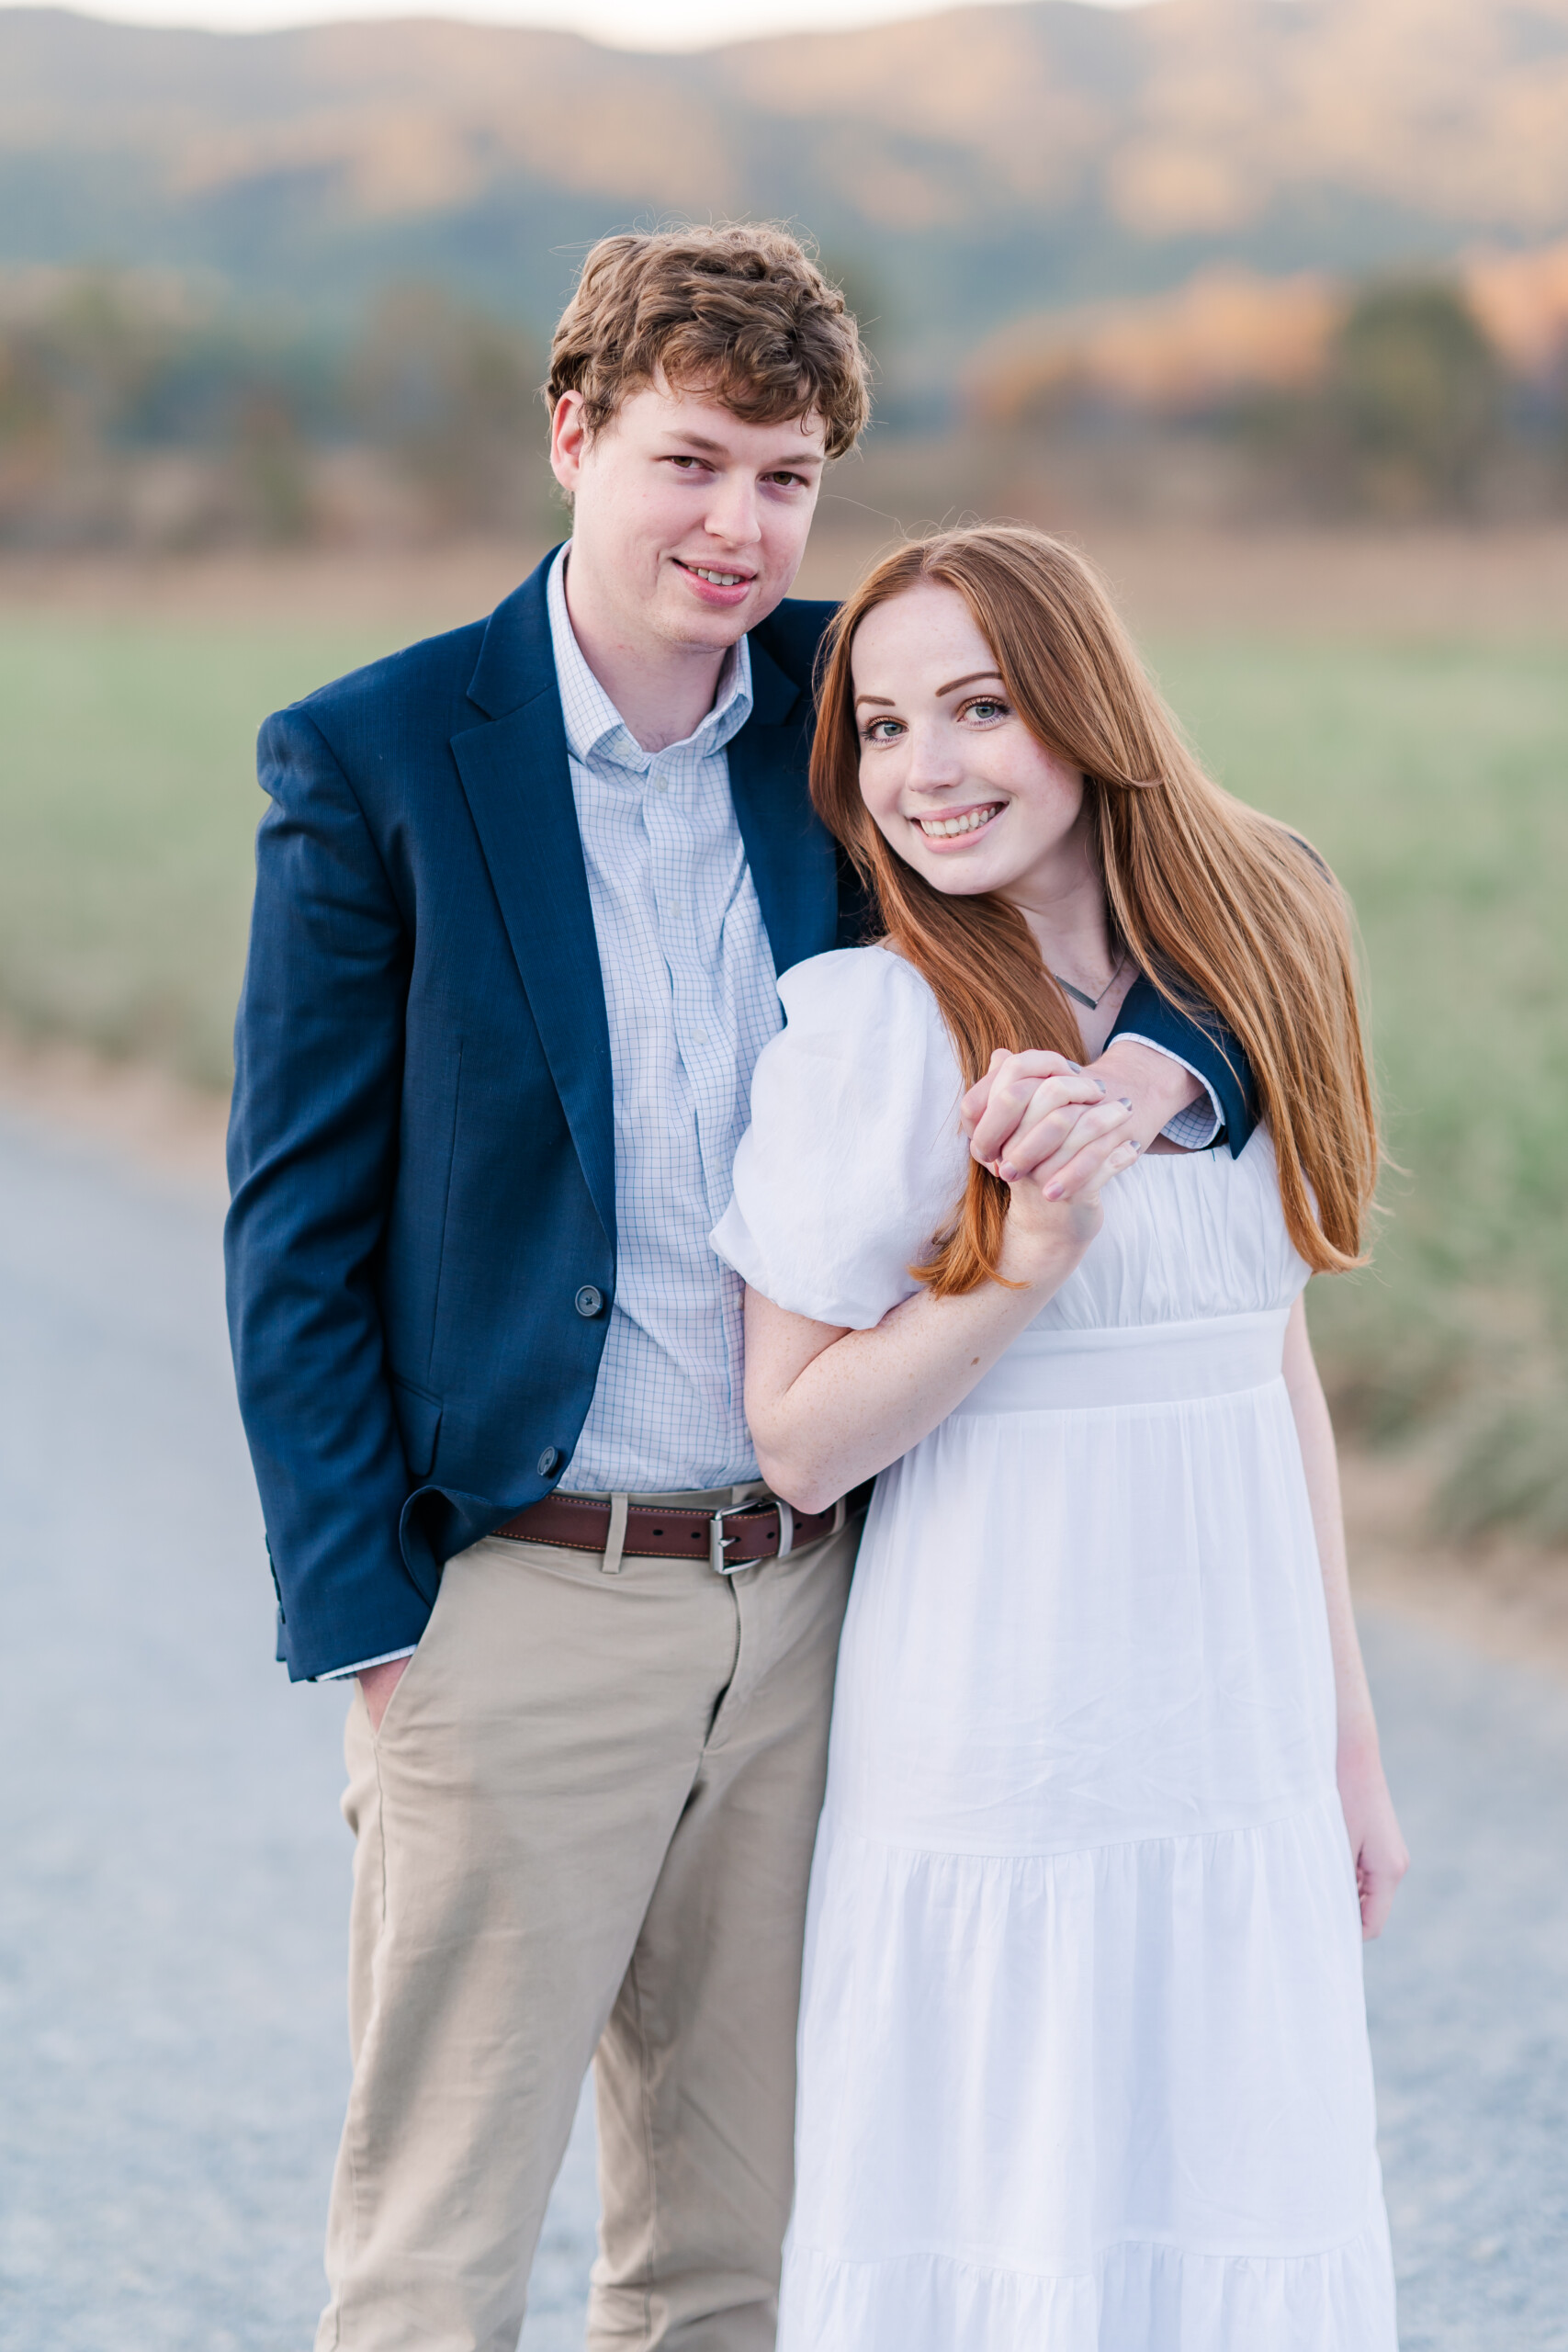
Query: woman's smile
913 801 1006 843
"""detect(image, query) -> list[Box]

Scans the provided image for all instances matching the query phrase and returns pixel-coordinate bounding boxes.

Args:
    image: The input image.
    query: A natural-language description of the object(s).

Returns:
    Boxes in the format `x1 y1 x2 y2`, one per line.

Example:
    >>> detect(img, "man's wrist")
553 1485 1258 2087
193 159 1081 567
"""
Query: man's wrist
1093 1035 1223 1148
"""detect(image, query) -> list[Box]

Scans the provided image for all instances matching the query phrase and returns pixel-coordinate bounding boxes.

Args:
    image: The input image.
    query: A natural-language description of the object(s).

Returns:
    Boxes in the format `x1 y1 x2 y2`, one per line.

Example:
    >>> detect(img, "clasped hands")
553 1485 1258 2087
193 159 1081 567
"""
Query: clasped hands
962 1038 1202 1204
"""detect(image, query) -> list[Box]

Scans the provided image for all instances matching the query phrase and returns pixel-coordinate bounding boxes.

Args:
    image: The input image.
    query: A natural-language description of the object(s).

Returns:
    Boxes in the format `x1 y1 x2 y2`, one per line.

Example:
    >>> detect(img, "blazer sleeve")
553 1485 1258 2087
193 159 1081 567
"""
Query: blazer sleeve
225 707 435 1681
1110 975 1258 1153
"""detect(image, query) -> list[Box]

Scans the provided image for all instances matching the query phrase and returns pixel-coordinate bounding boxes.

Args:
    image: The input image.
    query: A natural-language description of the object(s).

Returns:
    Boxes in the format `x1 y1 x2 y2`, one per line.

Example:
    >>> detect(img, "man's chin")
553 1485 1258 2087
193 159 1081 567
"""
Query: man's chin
657 586 768 650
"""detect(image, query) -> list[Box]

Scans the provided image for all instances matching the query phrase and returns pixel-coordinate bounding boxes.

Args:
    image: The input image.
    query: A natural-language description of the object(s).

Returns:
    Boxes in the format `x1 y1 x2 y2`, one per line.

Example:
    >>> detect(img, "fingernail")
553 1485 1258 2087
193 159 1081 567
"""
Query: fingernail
1118 1096 1133 1108
998 1163 1017 1182
1043 1180 1064 1200
1066 1060 1082 1073
1094 1080 1107 1093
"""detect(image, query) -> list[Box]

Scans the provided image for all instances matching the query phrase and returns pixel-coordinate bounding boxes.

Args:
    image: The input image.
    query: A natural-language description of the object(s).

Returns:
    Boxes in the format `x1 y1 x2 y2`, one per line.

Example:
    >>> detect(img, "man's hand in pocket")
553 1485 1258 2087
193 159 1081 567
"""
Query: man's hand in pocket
359 1656 411 1731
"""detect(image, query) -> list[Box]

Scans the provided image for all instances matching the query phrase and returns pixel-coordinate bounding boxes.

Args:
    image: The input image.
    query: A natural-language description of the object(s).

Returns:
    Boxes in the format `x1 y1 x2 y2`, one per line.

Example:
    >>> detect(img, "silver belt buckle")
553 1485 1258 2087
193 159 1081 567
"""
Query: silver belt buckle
710 1497 811 1574
709 1506 745 1576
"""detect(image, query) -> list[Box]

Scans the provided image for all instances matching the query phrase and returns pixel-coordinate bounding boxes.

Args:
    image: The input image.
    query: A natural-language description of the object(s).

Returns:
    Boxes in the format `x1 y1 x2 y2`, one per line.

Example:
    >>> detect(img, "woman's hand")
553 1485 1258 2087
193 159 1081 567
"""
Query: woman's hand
964 1051 1107 1185
1337 1737 1410 1939
965 1050 1140 1204
1000 1132 1137 1279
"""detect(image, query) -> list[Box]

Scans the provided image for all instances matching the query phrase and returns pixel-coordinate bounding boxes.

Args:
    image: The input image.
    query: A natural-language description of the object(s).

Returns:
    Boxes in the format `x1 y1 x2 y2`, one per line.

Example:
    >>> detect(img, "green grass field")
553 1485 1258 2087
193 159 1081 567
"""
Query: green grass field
1155 640 1568 1537
2 611 1564 1533
0 619 391 1087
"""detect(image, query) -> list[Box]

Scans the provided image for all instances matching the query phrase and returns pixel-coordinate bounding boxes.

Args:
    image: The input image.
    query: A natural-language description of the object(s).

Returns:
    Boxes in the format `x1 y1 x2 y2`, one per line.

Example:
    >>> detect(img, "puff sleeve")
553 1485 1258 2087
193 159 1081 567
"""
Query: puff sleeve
711 946 969 1329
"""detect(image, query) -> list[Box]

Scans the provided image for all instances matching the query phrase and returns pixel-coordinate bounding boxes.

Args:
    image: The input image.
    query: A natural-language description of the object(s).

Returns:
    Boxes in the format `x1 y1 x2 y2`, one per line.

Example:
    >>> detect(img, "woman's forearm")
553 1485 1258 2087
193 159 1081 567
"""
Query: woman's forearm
745 1211 1089 1513
1280 1295 1378 1752
1281 1292 1409 1936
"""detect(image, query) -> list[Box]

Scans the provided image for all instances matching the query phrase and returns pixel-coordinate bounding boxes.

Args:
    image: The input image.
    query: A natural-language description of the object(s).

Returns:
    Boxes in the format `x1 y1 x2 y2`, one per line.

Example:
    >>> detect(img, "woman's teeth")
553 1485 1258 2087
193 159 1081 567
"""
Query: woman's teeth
918 805 1001 838
689 566 748 586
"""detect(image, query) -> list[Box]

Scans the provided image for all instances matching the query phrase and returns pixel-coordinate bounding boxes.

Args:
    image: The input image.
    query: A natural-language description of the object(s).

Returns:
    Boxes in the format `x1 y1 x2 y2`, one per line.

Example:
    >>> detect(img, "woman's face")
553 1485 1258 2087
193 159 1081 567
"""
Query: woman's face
851 582 1088 905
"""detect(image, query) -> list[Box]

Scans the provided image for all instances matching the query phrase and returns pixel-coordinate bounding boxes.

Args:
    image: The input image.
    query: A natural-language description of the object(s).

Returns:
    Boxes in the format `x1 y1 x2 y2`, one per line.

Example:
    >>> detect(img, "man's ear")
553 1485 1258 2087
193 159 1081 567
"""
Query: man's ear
549 390 590 495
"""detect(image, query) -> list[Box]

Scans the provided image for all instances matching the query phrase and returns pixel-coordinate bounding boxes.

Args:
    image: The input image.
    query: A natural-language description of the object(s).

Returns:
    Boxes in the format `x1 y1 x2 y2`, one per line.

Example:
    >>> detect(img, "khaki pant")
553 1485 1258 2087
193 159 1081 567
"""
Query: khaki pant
316 1495 859 2352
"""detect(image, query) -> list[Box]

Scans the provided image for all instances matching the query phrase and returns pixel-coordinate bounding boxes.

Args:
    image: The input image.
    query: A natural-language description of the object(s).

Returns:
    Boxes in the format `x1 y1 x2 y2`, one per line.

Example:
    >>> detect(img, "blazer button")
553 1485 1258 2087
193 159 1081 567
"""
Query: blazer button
536 1446 559 1476
574 1284 605 1317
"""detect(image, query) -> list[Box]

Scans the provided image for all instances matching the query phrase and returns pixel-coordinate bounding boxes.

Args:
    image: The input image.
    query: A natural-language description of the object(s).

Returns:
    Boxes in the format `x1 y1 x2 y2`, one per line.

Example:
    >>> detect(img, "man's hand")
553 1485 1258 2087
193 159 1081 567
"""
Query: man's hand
1089 1037 1203 1151
358 1655 411 1733
963 1038 1204 1201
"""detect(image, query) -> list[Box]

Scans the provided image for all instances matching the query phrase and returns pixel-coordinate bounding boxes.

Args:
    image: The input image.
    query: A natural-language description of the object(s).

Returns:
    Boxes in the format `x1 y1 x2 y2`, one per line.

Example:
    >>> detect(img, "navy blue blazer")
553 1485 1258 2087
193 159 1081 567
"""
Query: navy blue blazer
226 548 1258 1680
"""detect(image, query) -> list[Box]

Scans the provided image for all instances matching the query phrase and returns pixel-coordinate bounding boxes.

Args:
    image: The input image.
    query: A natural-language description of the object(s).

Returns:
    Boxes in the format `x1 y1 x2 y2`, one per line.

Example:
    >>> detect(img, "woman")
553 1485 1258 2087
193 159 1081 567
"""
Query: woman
710 526 1407 2348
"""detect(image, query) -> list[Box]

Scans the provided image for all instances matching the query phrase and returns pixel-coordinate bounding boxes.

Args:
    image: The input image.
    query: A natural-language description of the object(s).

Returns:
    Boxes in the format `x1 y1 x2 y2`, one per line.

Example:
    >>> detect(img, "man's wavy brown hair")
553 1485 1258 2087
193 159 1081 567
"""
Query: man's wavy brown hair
811 526 1380 1296
546 225 870 458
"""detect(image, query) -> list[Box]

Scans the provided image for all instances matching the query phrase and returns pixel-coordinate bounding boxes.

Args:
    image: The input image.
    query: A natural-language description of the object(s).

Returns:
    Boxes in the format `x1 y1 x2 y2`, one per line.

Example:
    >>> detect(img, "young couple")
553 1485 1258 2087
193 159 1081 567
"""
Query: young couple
227 225 1407 2352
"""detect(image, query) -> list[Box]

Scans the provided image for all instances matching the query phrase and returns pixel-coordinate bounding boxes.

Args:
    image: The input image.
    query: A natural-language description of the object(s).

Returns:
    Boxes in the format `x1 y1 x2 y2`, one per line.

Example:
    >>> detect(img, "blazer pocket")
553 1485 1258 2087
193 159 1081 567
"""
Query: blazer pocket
391 1376 444 1479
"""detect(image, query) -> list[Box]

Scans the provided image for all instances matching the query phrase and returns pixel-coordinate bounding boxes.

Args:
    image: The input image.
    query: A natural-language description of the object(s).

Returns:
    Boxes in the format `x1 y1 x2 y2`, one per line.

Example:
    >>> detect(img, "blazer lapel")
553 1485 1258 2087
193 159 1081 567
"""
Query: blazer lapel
727 639 839 978
451 558 615 1246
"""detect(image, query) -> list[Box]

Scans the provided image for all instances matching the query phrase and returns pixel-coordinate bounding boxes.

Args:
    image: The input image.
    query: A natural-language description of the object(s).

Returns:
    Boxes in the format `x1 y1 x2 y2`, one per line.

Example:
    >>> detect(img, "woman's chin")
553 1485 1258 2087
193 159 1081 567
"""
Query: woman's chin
909 851 1009 897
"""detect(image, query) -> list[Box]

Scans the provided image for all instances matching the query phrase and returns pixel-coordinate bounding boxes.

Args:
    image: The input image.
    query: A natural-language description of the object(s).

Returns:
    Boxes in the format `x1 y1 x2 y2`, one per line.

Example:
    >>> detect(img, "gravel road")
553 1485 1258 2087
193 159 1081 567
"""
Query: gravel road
0 1108 1563 2351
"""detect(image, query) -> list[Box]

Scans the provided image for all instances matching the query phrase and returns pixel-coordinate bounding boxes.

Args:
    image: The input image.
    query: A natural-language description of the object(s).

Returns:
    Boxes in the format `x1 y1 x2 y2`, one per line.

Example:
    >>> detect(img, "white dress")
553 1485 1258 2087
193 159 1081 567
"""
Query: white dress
711 946 1397 2352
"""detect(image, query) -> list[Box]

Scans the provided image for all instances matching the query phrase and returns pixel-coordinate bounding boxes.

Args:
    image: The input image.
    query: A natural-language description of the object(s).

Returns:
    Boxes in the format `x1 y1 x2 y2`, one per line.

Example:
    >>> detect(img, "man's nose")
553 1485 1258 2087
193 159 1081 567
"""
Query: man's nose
705 474 763 547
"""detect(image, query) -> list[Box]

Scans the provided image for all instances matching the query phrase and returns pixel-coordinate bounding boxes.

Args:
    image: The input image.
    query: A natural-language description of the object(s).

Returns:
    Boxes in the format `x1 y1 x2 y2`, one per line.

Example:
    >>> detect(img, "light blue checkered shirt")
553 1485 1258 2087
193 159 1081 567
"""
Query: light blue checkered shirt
549 545 783 1492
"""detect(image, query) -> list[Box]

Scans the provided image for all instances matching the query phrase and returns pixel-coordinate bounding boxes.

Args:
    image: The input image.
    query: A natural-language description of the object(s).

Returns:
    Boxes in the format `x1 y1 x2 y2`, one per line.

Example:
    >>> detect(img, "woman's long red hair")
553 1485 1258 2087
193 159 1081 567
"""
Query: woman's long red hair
810 526 1379 1295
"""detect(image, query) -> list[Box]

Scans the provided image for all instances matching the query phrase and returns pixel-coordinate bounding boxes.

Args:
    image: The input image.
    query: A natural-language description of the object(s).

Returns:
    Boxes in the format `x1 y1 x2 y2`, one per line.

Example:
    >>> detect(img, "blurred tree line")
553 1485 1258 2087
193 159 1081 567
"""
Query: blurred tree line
1239 282 1536 520
0 274 551 548
964 268 1568 530
3 266 1564 548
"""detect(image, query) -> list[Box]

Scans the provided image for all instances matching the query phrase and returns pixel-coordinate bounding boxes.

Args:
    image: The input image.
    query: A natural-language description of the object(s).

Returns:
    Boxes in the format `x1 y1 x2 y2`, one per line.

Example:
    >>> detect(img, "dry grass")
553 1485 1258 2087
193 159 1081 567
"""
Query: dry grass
4 519 1567 641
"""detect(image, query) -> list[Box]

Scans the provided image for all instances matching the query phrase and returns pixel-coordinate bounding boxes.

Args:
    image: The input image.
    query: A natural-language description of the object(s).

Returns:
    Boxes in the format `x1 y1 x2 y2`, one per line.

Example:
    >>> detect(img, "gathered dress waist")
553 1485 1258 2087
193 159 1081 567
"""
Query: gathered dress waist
960 1306 1292 1415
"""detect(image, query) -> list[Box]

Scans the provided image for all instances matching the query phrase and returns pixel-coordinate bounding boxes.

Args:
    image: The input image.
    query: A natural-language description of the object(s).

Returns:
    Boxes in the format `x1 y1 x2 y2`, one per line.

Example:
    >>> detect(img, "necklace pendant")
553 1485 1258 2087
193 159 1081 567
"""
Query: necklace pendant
1055 976 1100 1011
1051 949 1127 1014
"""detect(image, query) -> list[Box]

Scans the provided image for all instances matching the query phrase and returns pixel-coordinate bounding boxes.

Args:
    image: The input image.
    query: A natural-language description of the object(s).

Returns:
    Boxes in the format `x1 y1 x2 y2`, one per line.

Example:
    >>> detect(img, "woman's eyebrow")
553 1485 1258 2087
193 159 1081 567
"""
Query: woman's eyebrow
936 670 1005 697
854 694 896 707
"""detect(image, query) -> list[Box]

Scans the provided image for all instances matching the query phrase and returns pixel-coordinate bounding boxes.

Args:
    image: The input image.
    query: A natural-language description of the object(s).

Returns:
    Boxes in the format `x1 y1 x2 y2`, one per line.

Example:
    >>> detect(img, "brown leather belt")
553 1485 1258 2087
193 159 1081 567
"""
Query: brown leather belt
493 1487 869 1574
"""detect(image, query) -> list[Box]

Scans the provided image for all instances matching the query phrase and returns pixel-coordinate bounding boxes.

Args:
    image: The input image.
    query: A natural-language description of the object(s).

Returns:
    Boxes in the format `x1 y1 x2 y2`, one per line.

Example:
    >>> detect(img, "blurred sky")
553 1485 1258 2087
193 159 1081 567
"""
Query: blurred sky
22 0 1149 46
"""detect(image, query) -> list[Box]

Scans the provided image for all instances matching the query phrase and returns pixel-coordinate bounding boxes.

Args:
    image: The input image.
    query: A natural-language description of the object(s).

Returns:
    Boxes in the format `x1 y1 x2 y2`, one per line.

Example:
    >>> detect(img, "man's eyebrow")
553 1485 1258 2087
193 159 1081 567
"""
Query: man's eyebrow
663 433 824 466
854 694 896 707
936 670 1005 697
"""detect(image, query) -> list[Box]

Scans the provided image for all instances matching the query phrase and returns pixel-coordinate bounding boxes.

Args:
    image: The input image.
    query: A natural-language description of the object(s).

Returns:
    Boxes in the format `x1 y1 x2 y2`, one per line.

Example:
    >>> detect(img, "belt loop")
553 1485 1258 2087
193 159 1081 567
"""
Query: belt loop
830 1496 846 1537
601 1492 629 1577
775 1498 795 1560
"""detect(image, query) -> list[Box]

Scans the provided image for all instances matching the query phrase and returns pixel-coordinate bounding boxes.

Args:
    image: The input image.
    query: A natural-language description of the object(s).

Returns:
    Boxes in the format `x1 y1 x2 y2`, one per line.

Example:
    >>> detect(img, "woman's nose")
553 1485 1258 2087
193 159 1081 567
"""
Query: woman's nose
904 727 964 792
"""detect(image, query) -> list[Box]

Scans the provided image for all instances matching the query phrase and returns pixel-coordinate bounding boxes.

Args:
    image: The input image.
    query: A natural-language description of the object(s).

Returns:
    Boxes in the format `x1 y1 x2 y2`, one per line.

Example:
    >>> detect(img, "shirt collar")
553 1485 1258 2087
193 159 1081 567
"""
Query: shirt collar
547 543 753 775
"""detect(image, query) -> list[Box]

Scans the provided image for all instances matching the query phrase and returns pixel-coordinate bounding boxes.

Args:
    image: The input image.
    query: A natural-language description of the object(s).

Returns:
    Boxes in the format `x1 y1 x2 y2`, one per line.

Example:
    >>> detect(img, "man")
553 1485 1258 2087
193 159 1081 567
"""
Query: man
226 226 1254 2352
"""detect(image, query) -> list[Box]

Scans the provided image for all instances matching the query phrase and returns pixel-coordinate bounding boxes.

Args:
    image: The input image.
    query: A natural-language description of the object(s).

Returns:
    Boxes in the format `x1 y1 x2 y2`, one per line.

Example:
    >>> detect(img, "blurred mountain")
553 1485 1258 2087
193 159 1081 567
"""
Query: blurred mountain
3 0 1568 414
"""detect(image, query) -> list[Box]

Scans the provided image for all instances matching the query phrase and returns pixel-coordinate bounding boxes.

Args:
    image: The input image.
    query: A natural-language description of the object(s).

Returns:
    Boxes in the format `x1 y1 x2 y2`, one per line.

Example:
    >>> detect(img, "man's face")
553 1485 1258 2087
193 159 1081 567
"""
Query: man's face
550 379 828 656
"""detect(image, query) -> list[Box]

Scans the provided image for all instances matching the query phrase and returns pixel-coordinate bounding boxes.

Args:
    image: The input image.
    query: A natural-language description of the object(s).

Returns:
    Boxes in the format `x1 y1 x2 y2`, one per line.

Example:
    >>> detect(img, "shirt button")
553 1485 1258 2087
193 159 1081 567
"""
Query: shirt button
537 1446 559 1477
574 1284 604 1317
653 778 669 795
